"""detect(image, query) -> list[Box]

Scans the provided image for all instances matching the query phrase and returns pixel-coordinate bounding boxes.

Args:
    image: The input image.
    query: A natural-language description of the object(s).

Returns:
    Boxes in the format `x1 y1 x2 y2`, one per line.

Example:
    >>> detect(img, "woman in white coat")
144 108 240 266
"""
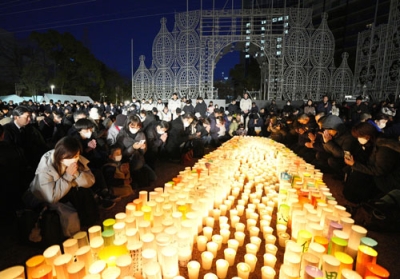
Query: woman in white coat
25 136 99 236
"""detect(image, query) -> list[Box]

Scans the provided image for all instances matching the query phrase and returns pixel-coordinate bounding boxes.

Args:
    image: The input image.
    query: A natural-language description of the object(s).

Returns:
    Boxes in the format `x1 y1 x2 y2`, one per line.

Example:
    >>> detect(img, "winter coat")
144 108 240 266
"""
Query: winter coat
323 125 356 158
116 128 146 170
29 150 94 204
352 138 400 194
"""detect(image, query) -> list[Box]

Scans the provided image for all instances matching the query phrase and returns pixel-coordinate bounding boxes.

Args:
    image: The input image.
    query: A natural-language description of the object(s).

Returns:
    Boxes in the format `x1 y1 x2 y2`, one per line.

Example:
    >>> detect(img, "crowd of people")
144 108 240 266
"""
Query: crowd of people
1 92 400 235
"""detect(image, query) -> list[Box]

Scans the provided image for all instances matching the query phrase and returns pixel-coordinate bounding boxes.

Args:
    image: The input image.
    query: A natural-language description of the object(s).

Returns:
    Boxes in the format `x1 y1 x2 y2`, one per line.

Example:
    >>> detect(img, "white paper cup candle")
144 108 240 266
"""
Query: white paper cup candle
216 259 229 279
224 248 236 266
236 262 251 279
244 254 257 272
187 260 201 279
265 244 278 256
234 231 245 246
206 241 218 258
263 253 277 268
228 239 239 252
201 251 214 270
203 227 213 241
197 235 208 252
235 223 245 232
261 266 276 279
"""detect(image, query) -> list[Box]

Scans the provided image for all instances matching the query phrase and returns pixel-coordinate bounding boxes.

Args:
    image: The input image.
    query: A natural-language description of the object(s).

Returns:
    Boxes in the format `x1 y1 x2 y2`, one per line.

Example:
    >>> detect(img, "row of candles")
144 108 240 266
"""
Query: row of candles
0 136 390 279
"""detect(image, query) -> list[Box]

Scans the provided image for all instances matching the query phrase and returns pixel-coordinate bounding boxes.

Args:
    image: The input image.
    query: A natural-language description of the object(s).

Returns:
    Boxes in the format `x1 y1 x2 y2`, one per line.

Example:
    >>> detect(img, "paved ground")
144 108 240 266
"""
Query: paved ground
0 153 399 278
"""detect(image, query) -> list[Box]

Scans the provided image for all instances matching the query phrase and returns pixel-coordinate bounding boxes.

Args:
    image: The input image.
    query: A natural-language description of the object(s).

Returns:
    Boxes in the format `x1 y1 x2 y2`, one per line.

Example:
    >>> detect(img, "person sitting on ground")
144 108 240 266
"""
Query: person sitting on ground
116 114 157 188
23 136 99 237
102 146 134 198
343 122 400 203
312 115 356 179
164 113 195 161
304 99 316 116
144 120 169 170
72 118 118 208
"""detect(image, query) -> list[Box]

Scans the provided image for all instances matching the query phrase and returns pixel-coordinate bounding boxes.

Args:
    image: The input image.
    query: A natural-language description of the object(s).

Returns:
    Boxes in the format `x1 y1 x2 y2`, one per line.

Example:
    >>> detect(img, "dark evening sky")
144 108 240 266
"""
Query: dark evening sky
0 0 240 79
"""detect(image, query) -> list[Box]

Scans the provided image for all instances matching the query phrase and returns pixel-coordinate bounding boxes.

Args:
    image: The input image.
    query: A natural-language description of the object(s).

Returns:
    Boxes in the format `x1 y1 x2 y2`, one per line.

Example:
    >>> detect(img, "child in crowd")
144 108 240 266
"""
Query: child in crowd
102 146 134 198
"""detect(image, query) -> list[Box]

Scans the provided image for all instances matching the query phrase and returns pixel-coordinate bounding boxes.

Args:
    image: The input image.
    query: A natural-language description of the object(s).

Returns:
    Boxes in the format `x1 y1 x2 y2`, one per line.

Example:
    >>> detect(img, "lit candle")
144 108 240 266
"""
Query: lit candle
220 204 228 216
75 245 92 274
235 223 245 232
322 255 341 279
203 227 213 241
216 259 229 279
245 243 258 255
206 241 218 258
206 217 215 228
101 266 121 279
263 253 277 268
297 229 312 252
88 226 102 242
261 266 276 279
278 232 290 247
31 264 52 279
187 260 200 279
212 235 223 250
25 255 45 279
224 248 236 266
203 273 218 279
201 251 214 270
220 229 230 244
231 216 241 228
0 266 25 279
54 254 73 279
67 261 85 279
265 244 278 256
43 245 61 278
115 255 132 278
236 262 251 279
197 235 208 252
355 245 377 277
265 234 277 245
236 205 245 216
234 231 245 246
227 239 239 252
63 238 79 256
244 254 257 272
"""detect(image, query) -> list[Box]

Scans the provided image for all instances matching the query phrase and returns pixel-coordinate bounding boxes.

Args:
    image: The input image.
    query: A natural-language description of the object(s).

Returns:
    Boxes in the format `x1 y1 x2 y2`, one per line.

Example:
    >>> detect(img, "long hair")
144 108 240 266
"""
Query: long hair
53 136 82 174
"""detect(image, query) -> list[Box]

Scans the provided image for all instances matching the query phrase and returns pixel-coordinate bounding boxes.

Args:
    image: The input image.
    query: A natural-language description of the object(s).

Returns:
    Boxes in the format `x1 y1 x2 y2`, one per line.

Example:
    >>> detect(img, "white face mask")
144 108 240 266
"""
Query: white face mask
129 127 139 134
358 138 369 145
183 122 190 128
62 157 79 166
157 129 165 135
114 155 122 162
82 131 92 139
377 121 386 129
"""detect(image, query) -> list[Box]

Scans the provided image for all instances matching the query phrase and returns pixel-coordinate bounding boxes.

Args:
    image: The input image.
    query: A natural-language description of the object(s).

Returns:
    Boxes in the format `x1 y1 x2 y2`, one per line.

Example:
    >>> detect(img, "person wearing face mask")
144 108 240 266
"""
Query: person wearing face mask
343 122 400 203
72 119 117 205
116 114 157 188
164 113 195 161
23 136 99 237
144 120 170 170
102 146 134 198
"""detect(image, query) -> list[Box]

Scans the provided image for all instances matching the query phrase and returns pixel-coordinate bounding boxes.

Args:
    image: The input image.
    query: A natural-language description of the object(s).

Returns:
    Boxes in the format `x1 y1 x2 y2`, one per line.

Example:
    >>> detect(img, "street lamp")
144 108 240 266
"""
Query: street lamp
50 85 55 94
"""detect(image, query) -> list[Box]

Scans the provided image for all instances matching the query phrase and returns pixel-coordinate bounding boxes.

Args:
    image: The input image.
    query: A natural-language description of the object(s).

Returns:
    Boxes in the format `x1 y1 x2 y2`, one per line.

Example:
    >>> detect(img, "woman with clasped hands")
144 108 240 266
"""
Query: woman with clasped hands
24 136 99 236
